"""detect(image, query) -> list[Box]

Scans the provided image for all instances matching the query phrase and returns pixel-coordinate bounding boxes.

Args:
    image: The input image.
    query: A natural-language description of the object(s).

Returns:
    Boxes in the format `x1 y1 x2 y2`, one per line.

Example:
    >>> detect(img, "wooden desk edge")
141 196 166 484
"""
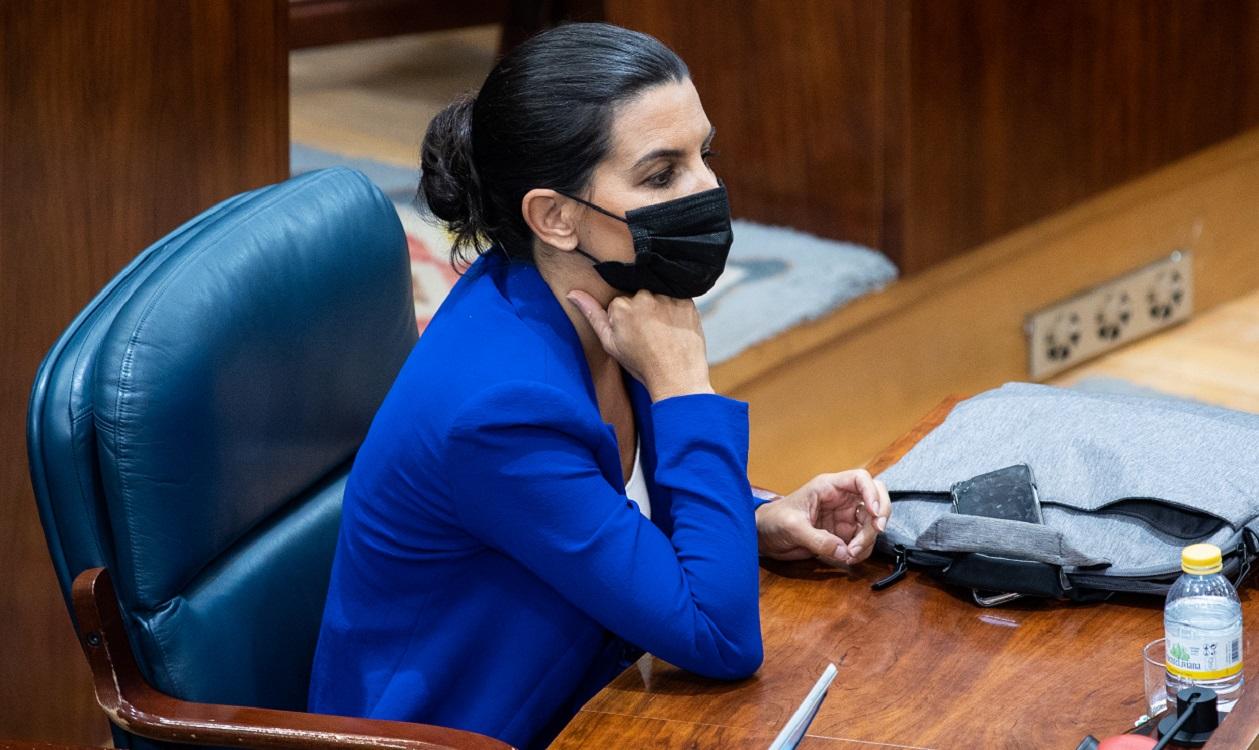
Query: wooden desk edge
1205 686 1259 748
864 395 963 477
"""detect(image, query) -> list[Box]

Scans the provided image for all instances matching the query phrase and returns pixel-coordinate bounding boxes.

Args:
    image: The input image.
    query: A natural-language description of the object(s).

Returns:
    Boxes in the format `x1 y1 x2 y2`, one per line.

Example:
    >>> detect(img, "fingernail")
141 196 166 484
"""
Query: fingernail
834 541 848 558
877 517 887 532
849 543 863 558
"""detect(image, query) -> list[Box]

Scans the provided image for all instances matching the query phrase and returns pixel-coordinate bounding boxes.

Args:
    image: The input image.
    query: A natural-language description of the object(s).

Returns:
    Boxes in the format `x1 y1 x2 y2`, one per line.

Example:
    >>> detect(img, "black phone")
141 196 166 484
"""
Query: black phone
950 464 1043 524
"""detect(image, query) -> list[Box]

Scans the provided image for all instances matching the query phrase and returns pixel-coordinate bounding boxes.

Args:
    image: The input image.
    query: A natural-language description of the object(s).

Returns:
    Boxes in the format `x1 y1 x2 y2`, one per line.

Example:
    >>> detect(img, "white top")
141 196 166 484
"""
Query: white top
624 437 652 520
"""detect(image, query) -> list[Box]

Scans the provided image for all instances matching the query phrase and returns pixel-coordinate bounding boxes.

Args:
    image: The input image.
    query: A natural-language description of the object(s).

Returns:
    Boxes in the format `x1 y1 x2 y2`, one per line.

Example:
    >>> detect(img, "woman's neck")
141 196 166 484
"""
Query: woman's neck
533 245 620 378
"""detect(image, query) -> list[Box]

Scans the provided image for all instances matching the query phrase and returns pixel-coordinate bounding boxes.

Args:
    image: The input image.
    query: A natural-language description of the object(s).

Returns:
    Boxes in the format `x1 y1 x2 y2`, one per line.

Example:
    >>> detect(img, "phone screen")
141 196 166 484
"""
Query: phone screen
950 464 1043 524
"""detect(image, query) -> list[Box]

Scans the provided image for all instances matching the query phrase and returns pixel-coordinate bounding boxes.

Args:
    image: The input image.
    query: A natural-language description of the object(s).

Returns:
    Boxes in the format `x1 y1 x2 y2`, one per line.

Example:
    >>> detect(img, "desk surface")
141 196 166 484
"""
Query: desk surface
550 398 1259 749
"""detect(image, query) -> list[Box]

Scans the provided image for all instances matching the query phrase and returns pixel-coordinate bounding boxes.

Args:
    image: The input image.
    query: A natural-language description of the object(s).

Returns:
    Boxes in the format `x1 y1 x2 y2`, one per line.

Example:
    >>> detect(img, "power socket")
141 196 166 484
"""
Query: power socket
1026 251 1193 379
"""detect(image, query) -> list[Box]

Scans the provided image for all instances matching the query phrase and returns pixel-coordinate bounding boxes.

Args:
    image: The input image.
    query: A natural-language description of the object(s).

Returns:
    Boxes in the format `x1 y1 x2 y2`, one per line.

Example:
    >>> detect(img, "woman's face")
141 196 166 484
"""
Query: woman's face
574 78 718 264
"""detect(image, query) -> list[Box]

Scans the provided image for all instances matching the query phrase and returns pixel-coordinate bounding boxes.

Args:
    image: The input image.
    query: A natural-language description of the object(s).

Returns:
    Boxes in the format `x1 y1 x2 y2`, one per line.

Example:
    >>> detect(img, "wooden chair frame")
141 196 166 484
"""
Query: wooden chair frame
71 567 514 750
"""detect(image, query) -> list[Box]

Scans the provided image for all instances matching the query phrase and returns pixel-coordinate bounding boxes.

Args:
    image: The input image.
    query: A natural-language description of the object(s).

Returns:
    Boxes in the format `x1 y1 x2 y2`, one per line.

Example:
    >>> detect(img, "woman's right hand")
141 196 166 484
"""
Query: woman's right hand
566 289 714 402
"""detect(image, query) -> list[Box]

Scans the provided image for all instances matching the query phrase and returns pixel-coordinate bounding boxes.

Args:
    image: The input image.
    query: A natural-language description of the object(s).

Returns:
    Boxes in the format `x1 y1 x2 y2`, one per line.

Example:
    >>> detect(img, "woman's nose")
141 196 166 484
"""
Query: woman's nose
690 163 719 193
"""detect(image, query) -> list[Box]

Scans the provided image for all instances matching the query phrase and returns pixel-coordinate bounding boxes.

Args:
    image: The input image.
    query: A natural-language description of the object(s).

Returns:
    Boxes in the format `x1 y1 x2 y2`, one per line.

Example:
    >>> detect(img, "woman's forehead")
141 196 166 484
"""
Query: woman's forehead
608 79 711 164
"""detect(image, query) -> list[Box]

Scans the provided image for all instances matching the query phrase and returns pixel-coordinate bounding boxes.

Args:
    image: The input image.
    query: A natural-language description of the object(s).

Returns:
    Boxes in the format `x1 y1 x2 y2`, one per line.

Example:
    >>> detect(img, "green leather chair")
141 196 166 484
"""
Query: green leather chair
27 168 511 750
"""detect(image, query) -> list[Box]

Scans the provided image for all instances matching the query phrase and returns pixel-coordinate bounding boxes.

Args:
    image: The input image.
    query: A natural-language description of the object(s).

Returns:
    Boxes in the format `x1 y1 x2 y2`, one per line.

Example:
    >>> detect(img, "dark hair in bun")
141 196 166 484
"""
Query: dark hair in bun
418 22 689 266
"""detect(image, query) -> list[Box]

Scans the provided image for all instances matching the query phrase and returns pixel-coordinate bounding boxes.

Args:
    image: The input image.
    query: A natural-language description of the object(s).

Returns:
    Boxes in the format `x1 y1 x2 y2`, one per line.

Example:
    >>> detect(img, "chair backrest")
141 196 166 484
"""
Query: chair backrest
28 168 417 725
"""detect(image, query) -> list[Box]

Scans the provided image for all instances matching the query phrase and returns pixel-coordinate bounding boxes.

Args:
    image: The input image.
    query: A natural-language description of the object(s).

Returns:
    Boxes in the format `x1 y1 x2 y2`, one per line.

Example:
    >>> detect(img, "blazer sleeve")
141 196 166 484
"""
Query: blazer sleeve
444 380 763 680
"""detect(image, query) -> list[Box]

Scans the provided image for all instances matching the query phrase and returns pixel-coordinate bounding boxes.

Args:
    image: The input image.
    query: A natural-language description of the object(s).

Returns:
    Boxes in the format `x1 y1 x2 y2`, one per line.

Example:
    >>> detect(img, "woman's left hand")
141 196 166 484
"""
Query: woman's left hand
754 470 891 566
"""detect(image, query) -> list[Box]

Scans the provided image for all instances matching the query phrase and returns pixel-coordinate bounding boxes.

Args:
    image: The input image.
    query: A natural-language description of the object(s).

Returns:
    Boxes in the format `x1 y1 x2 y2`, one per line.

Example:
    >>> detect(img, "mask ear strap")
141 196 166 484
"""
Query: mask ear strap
572 246 604 264
556 191 629 224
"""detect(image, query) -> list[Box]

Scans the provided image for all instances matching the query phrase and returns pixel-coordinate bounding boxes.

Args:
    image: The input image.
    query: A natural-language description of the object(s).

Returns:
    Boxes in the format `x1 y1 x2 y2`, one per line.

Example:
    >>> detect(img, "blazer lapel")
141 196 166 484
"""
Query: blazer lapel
499 255 624 487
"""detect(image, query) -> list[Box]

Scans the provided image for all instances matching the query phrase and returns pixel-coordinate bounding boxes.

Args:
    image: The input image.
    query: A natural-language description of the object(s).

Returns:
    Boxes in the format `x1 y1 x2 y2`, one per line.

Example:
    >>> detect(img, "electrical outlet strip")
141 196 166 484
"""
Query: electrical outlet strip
1026 251 1194 380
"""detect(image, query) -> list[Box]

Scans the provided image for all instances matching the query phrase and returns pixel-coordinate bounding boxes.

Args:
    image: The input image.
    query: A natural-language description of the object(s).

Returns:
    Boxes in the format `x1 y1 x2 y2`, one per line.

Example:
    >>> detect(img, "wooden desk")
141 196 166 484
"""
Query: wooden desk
551 398 1259 749
0 743 100 750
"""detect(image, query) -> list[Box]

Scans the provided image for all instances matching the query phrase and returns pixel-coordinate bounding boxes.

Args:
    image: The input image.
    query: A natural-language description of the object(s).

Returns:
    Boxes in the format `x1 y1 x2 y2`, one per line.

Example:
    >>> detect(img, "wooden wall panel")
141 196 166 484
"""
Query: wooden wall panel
605 0 1259 274
901 0 1259 272
0 1 288 743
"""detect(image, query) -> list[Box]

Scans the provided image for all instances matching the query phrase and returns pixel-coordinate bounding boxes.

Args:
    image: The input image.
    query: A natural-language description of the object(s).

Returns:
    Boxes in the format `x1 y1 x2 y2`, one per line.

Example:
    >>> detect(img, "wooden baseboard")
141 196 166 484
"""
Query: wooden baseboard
718 127 1259 491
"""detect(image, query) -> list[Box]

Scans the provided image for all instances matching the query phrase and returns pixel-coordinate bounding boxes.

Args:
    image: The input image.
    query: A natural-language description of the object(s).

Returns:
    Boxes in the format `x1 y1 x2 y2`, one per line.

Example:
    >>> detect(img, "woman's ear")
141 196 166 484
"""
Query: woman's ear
521 188 579 251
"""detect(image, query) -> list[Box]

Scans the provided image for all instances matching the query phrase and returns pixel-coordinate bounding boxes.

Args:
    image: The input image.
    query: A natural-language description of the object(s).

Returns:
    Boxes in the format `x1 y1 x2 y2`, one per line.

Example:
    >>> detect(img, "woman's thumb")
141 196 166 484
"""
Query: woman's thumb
565 290 614 348
801 525 848 563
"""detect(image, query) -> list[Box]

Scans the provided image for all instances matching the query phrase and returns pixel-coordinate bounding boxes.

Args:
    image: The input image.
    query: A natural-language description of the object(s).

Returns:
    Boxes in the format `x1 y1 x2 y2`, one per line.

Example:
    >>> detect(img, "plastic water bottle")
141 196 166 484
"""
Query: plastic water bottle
1164 543 1244 712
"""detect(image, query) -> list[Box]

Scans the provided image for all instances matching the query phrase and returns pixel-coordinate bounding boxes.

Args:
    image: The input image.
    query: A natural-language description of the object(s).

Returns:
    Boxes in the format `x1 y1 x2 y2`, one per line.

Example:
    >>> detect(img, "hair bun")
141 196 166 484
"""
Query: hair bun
419 94 485 253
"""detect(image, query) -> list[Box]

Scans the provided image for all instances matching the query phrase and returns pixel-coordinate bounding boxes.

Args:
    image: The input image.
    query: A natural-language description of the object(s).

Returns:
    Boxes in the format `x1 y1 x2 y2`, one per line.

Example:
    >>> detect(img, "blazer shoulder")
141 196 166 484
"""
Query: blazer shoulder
449 379 602 439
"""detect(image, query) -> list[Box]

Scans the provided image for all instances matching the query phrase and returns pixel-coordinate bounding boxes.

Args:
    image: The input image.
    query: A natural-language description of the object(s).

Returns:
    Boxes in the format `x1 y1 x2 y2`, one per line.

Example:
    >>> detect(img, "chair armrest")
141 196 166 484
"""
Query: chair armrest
71 568 514 750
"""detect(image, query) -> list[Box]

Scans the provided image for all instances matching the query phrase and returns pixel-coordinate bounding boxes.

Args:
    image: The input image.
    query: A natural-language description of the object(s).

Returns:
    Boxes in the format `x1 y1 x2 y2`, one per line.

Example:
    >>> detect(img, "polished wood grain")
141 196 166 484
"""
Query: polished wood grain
605 0 1259 273
569 572 1182 749
553 401 1259 749
72 568 511 750
554 711 883 749
0 1 288 743
1205 674 1259 749
897 0 1259 273
0 743 102 750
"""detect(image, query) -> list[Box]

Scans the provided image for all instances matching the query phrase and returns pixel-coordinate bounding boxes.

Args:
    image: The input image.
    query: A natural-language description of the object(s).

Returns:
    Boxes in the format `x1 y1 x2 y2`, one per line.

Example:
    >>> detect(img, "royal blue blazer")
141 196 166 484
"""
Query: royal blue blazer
308 249 764 749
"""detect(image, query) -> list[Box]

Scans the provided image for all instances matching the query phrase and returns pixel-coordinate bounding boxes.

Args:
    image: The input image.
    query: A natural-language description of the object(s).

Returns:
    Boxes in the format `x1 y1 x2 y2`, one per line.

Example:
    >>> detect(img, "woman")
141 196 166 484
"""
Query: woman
308 22 891 750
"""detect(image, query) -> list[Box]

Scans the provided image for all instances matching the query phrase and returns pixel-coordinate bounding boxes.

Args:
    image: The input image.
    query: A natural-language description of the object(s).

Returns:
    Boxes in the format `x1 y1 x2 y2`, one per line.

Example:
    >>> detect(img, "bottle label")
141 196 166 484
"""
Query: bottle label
1166 625 1243 680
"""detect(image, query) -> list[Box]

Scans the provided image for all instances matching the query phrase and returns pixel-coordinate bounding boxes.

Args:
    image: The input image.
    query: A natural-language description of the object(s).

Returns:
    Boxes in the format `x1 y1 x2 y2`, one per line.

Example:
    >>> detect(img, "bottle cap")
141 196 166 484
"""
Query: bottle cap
1182 544 1223 575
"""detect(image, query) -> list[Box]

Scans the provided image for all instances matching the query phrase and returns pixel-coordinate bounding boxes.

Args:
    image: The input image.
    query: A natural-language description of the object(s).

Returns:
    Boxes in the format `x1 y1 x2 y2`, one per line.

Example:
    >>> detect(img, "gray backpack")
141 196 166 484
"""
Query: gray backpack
873 383 1259 605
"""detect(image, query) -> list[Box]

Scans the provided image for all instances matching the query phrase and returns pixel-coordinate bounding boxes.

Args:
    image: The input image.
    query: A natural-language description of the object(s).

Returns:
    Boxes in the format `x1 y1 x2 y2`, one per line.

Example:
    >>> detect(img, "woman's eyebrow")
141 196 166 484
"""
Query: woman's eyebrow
630 126 717 171
631 147 684 171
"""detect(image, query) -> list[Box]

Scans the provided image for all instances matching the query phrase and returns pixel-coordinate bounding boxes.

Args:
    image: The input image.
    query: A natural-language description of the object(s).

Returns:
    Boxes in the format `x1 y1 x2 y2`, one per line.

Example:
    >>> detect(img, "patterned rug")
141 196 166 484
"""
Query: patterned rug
292 144 898 364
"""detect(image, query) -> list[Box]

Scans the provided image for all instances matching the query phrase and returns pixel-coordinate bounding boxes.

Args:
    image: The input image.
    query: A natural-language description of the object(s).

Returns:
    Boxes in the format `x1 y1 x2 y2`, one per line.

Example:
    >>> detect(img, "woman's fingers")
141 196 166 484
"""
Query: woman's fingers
565 290 616 354
565 289 711 401
846 470 885 531
782 512 850 563
770 467 898 566
795 470 892 562
845 511 880 561
810 470 888 531
820 470 891 531
872 479 891 532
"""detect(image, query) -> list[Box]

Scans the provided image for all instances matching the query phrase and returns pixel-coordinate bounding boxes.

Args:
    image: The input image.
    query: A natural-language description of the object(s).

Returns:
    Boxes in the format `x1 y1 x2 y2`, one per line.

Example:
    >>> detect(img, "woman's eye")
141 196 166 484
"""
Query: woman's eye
647 167 674 188
702 148 719 162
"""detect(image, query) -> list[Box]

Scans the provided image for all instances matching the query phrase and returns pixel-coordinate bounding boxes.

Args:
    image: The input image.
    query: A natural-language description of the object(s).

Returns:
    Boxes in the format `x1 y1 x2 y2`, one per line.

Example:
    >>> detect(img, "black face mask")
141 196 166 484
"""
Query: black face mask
560 183 734 299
